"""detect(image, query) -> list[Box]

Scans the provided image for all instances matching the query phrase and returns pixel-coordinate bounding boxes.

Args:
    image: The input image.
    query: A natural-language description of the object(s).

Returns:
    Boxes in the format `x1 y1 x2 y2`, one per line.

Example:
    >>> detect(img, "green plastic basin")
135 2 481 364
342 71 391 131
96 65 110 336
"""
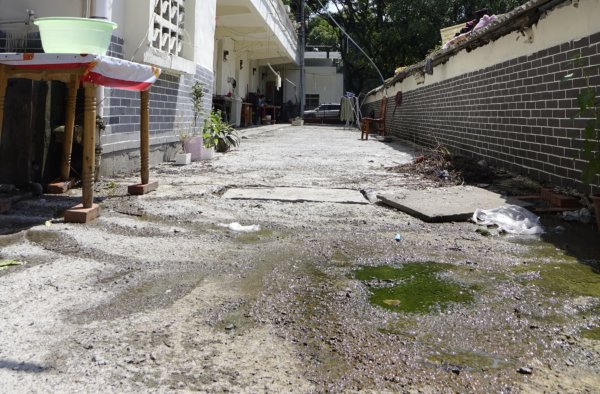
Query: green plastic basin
34 17 117 55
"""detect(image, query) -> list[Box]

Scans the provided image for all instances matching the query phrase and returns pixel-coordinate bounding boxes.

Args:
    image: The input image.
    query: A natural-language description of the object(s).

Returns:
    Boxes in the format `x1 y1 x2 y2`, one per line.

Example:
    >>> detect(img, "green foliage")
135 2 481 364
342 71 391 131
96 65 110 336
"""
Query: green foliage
305 0 524 93
191 81 205 129
307 17 339 49
202 111 240 152
563 56 600 185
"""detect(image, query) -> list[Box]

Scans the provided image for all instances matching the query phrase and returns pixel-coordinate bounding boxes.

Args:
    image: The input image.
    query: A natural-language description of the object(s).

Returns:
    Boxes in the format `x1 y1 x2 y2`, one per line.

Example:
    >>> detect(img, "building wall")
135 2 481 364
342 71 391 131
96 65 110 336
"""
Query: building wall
305 66 343 105
363 0 600 194
1 0 216 176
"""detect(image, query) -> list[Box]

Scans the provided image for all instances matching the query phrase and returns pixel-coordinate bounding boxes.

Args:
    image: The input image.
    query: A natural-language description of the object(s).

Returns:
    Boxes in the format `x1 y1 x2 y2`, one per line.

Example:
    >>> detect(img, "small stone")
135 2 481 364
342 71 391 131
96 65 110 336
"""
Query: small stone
225 323 235 331
565 358 574 366
517 367 532 375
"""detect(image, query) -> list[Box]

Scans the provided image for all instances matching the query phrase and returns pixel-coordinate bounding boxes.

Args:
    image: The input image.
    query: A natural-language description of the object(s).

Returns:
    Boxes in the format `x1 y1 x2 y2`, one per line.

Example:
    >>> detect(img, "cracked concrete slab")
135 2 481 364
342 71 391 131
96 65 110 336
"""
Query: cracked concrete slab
378 186 523 222
223 187 368 204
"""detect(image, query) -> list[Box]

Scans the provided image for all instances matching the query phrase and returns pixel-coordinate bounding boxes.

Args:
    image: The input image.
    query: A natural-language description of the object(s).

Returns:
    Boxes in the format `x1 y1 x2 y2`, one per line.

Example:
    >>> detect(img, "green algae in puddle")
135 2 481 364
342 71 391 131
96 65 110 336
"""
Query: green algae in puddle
353 263 476 314
233 228 273 244
512 262 600 297
581 327 600 341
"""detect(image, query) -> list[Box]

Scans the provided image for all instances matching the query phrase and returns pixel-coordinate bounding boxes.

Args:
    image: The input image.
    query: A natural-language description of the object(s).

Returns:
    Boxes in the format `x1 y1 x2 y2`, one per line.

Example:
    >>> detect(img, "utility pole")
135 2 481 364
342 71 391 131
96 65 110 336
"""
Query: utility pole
299 0 305 116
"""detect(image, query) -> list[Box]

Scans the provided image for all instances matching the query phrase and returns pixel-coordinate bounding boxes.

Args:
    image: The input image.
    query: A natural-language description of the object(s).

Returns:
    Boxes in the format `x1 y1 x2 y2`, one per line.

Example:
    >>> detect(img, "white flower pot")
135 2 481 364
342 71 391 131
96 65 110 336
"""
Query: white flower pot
175 152 191 165
200 146 215 160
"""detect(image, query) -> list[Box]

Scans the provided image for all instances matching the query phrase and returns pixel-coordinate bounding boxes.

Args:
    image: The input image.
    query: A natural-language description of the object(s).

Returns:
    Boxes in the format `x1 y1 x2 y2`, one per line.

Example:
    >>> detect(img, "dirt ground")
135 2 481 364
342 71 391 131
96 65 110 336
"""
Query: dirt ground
0 125 599 393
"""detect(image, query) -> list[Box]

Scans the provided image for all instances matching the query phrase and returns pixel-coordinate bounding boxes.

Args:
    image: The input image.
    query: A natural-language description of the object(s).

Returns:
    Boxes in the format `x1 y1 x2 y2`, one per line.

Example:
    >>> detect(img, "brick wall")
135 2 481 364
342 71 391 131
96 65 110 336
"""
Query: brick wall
99 37 214 175
100 66 213 176
102 36 213 150
365 31 600 194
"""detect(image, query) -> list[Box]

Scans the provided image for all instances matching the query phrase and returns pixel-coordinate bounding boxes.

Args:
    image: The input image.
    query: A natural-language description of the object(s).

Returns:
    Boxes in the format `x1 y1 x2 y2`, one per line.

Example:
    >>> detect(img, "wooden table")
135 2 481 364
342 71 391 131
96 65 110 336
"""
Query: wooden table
263 104 281 124
0 53 161 223
241 102 253 127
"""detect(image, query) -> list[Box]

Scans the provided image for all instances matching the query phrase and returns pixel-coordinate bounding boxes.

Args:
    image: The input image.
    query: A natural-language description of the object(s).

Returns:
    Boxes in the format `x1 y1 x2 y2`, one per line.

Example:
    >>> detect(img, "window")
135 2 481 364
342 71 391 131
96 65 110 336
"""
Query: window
152 0 185 56
305 94 319 110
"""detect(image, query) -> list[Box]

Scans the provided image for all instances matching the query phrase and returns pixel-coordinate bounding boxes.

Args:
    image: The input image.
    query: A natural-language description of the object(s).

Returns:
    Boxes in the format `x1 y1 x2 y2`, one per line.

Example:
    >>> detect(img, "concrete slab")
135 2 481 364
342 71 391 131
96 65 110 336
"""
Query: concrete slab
378 186 522 222
223 187 368 204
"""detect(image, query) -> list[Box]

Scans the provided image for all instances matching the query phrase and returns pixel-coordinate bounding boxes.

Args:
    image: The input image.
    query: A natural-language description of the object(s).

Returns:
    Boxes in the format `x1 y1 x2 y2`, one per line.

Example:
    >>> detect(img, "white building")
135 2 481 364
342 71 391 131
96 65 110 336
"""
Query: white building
0 0 298 179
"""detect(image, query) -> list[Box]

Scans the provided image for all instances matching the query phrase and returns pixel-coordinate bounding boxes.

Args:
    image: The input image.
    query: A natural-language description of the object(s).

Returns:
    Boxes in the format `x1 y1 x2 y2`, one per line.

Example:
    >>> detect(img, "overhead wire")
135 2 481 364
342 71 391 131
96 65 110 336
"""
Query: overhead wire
311 0 387 94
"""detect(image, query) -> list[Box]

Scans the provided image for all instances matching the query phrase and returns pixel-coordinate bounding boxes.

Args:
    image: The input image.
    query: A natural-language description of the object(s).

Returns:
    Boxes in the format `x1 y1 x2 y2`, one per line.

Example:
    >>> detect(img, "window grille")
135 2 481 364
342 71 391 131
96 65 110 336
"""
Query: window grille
152 0 185 56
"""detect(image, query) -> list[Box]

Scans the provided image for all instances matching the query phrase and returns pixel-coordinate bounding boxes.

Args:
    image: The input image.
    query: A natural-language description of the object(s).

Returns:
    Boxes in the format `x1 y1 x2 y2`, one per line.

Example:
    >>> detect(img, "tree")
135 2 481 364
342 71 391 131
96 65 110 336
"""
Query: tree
304 0 524 94
306 17 338 50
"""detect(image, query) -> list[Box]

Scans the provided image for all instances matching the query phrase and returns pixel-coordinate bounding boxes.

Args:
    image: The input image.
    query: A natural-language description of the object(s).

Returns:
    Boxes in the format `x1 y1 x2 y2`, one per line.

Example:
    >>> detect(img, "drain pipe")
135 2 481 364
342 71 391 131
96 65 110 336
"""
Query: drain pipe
82 0 90 17
91 0 110 20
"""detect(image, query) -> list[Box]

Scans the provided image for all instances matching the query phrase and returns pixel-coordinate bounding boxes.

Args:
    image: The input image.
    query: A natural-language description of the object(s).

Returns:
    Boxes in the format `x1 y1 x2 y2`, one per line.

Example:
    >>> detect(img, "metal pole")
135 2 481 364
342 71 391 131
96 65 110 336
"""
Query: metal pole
299 0 305 116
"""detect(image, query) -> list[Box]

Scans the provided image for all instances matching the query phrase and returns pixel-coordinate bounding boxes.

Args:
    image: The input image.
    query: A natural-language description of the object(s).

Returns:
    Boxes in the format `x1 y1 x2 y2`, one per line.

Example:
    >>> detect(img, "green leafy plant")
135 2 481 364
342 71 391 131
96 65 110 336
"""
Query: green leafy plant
191 81 204 130
564 55 600 184
202 110 240 152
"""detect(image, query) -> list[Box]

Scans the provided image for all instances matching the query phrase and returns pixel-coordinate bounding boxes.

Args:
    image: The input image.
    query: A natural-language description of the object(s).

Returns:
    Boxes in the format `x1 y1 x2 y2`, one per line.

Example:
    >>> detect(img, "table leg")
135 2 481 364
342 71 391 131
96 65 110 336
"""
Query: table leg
48 75 79 194
64 83 100 223
60 75 79 180
128 89 158 195
0 66 7 145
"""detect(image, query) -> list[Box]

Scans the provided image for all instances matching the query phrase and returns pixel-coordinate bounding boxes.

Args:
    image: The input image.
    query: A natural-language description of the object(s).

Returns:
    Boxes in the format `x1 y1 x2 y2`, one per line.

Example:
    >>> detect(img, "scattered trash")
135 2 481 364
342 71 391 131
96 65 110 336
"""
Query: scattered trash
472 205 544 235
552 225 566 233
394 233 401 242
45 220 52 227
561 208 592 224
477 159 488 168
437 169 450 180
414 156 425 163
0 259 24 269
219 222 260 232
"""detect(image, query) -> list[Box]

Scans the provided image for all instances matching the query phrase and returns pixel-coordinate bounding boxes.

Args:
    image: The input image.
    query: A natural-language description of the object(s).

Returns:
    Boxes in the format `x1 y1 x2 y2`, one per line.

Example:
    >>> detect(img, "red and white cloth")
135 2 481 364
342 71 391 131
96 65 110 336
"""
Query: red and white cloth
0 53 161 91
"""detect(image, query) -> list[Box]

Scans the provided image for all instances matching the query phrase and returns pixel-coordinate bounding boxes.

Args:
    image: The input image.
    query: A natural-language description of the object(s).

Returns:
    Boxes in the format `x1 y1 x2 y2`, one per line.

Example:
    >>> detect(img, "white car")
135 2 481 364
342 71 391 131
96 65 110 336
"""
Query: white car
303 103 341 123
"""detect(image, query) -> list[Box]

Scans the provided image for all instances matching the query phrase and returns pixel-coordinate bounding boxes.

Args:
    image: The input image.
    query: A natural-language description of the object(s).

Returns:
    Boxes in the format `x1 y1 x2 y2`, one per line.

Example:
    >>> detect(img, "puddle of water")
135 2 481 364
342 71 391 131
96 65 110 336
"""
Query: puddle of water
512 261 600 297
581 327 600 340
427 350 511 371
353 263 476 314
233 228 274 244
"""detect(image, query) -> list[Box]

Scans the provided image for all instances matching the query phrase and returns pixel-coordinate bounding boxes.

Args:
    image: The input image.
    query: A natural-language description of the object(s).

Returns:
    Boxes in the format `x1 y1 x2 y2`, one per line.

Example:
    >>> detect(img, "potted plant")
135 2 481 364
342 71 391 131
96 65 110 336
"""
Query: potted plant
175 131 191 165
182 81 205 161
202 110 240 157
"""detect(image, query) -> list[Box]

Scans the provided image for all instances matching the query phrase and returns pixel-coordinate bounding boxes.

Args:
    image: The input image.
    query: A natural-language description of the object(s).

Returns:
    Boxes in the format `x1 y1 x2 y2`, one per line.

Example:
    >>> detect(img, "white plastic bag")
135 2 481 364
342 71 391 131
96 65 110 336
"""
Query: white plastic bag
472 205 544 235
219 222 261 232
